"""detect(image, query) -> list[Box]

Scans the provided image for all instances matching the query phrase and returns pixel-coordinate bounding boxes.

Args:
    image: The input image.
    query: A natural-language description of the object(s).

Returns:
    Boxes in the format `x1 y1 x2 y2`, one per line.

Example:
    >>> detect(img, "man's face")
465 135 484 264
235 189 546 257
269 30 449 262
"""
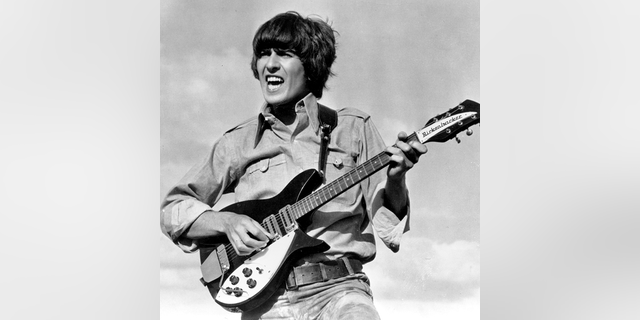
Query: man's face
256 48 309 107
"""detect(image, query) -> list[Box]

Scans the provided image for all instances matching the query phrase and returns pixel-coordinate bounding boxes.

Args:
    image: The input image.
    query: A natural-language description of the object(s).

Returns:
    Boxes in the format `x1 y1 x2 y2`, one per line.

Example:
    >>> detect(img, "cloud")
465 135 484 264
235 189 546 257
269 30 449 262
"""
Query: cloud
428 240 480 283
366 237 480 301
375 287 480 320
160 234 203 291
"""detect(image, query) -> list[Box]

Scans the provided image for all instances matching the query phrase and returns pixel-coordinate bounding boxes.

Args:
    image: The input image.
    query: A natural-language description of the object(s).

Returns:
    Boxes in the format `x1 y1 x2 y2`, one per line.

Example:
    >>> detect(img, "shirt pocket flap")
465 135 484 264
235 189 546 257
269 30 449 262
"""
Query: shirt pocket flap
328 154 355 170
245 154 286 174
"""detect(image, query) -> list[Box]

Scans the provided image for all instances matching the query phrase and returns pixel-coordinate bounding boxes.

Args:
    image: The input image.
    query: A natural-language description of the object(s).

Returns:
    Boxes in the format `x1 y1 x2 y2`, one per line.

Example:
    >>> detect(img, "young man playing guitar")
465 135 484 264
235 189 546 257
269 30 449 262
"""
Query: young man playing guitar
161 11 427 320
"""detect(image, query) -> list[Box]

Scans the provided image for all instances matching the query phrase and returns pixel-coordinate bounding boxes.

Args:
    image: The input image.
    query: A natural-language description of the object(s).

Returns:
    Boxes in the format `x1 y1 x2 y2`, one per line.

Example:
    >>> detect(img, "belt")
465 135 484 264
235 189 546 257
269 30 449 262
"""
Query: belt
285 257 363 290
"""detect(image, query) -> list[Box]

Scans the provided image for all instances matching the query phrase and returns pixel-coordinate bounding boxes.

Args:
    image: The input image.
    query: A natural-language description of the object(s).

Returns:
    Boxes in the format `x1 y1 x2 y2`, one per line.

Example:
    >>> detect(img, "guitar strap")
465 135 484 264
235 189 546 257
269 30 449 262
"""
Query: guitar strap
317 104 337 179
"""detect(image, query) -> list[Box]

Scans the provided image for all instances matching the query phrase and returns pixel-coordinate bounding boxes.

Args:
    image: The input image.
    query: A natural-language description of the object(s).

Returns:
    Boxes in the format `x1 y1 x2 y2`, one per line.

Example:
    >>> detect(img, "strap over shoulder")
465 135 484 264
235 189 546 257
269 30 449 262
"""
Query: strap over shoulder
317 103 337 133
317 104 337 179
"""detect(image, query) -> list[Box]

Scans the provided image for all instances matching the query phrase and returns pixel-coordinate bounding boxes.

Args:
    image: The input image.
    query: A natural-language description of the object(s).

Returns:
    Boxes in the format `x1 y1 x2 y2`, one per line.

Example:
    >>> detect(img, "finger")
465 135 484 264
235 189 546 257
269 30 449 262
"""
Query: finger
389 153 413 170
396 131 408 142
228 233 254 256
394 141 419 164
409 141 428 155
237 229 270 250
248 220 274 241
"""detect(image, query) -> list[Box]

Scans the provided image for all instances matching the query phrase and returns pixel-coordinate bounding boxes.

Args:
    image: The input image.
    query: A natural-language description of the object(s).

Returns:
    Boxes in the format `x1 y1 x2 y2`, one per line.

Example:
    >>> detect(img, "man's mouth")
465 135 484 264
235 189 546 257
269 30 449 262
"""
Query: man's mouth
266 76 284 92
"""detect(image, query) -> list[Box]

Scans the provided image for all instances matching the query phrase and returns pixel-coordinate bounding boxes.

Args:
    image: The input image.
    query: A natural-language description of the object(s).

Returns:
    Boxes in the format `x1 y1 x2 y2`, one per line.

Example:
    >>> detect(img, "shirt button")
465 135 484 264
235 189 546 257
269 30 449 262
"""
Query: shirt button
333 158 343 168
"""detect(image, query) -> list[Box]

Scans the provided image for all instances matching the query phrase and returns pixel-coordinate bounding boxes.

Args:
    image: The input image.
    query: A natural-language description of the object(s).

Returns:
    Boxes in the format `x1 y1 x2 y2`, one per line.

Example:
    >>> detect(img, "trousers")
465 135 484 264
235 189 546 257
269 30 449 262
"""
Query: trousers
241 273 381 320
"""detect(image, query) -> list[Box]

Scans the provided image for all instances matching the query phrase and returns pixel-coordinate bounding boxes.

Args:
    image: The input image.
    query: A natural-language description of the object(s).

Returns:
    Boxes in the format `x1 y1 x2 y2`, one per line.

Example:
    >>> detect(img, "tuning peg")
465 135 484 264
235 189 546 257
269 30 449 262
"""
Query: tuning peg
455 136 461 143
466 128 473 136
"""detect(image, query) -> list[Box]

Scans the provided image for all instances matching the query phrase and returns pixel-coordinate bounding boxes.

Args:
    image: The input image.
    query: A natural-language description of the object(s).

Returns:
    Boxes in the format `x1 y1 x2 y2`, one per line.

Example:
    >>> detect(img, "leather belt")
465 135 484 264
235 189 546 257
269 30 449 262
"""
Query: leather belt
285 257 363 290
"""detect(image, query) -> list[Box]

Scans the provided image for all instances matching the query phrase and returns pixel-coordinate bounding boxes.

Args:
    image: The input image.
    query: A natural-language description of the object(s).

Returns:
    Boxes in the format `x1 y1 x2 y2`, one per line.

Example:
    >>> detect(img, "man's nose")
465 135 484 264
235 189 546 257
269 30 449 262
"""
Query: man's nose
265 52 280 72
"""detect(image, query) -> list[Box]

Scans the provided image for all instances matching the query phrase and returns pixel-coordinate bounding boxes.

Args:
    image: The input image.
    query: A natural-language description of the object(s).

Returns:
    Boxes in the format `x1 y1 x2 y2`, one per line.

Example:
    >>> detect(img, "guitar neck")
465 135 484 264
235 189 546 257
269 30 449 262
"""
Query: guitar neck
288 132 420 220
258 99 479 234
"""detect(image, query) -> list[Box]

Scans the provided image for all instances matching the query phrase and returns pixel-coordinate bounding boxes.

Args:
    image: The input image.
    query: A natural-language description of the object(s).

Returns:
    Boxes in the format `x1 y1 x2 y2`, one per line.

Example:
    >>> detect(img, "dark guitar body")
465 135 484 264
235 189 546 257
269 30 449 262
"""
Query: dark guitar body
198 169 331 311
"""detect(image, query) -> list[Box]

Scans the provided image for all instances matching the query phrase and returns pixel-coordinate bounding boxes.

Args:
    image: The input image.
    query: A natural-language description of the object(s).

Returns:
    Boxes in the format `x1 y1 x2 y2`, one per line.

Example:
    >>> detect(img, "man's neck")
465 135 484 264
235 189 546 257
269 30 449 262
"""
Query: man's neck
271 104 297 126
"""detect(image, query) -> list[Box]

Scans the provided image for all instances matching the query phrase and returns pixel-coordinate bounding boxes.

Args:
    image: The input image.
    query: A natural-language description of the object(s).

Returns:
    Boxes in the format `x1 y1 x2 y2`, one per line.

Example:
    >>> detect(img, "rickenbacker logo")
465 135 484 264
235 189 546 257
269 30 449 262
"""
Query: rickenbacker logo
417 112 475 143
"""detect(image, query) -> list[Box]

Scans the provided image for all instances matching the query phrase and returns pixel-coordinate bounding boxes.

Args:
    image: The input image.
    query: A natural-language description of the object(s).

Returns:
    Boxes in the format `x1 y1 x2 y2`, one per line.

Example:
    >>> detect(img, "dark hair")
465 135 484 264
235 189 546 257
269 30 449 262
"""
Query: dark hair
250 11 337 99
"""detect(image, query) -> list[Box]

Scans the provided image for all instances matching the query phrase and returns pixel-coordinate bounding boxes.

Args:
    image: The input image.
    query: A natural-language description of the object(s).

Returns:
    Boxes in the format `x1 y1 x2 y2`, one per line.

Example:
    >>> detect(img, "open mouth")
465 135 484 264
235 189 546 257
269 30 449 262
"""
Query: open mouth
266 76 284 92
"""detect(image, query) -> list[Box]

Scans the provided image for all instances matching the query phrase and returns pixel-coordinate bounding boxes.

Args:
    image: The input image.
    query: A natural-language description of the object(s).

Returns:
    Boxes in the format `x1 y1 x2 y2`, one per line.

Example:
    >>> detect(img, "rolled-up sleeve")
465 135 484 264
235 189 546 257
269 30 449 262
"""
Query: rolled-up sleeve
359 117 411 253
160 135 236 252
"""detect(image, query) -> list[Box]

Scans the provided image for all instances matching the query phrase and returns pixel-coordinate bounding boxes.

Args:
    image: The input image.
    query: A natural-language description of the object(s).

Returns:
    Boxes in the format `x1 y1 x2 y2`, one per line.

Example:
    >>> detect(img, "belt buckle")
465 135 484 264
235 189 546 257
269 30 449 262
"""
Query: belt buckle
286 269 299 290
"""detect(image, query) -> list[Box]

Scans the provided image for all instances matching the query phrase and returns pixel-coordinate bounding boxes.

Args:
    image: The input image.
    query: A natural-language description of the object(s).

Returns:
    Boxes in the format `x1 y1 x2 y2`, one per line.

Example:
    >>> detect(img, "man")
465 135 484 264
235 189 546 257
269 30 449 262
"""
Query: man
161 11 427 320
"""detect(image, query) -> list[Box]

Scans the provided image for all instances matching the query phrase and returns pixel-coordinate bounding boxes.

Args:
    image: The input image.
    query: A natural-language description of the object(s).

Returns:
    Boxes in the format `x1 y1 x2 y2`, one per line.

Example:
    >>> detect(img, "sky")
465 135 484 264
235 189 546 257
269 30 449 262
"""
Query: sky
160 1 480 319
4 1 640 320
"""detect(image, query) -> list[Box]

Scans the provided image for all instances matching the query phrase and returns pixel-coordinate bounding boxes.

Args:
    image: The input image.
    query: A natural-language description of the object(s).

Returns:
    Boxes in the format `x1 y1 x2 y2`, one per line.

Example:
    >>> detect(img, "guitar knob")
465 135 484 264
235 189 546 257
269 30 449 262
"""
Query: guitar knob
233 287 242 297
247 278 257 289
229 275 239 285
242 267 253 277
466 128 473 136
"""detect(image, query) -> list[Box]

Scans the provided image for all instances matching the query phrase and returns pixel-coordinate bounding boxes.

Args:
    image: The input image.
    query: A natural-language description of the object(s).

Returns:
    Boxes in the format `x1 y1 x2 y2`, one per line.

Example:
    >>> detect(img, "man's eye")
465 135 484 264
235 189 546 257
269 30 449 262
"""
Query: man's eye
259 49 271 57
275 49 294 57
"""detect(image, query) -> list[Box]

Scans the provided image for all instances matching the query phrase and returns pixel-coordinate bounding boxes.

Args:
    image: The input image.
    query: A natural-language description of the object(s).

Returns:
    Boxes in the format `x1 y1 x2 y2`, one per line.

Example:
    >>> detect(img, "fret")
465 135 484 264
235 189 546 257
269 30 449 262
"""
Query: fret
339 176 348 190
295 205 303 220
287 206 296 221
304 198 313 212
342 174 350 187
330 182 336 193
364 159 374 175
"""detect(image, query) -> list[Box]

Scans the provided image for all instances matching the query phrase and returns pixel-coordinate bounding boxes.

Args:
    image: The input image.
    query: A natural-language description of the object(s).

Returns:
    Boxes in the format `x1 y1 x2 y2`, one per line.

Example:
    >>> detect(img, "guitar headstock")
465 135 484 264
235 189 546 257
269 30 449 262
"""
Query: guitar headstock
416 99 480 144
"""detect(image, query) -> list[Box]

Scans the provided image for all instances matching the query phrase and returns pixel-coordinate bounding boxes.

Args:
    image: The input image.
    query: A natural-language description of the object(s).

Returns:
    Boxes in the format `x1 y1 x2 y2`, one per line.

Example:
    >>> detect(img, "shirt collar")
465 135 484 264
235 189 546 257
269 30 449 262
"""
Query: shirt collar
254 93 320 148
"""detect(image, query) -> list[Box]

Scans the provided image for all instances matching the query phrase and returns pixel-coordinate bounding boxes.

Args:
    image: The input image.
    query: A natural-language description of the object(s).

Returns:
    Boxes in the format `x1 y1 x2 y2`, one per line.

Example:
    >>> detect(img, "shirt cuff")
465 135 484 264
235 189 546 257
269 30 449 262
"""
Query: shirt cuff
370 180 411 252
164 199 212 252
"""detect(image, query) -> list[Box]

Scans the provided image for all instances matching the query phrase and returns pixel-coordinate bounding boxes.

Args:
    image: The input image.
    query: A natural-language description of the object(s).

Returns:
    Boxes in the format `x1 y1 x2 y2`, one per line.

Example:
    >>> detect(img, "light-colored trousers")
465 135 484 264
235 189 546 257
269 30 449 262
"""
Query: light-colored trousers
241 273 381 320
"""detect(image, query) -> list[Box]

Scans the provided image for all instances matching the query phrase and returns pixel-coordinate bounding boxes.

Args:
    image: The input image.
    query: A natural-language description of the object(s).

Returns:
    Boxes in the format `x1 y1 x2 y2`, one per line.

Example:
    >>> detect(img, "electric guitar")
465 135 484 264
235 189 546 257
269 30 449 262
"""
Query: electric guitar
197 99 480 312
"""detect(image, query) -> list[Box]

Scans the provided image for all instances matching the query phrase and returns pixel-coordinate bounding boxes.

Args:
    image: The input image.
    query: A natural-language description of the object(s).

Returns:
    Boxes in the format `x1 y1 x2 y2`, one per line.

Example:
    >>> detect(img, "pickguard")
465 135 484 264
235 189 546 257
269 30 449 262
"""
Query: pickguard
214 231 296 306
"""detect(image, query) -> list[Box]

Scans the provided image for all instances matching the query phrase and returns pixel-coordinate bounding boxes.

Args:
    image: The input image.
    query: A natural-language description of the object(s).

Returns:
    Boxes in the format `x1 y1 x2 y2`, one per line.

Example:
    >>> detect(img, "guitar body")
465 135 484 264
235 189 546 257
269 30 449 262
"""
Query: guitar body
199 169 330 312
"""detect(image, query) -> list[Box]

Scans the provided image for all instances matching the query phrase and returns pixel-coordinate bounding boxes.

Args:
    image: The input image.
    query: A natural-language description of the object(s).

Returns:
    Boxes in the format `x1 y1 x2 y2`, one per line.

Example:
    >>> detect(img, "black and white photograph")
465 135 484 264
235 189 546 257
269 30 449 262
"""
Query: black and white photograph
160 1 479 319
4 1 640 320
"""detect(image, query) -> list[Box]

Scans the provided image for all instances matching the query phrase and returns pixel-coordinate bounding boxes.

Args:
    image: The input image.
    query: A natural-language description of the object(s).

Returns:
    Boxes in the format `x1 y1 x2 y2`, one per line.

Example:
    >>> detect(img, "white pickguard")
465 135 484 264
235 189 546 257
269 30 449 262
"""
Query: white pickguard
214 231 296 306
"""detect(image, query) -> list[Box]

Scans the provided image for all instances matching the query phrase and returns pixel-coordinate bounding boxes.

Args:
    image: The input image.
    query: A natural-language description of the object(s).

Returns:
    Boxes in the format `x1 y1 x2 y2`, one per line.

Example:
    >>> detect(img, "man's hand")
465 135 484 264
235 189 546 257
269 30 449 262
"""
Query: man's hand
186 210 274 256
383 131 428 219
216 211 274 256
386 131 428 181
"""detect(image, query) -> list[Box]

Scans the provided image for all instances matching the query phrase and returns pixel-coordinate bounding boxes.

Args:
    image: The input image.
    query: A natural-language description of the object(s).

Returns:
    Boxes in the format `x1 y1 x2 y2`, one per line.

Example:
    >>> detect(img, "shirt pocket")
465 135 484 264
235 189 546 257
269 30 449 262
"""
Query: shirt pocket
235 154 288 201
